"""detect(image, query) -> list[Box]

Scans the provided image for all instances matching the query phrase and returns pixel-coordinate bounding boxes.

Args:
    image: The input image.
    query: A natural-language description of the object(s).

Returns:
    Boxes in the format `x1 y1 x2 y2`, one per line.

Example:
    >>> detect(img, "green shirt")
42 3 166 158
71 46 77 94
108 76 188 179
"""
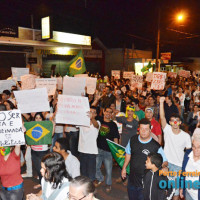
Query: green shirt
135 110 145 121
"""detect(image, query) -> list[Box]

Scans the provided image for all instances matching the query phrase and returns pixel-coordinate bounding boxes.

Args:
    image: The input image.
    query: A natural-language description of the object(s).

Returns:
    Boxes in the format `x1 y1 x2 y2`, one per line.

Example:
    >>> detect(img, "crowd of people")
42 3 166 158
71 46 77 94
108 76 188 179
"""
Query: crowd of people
0 71 199 200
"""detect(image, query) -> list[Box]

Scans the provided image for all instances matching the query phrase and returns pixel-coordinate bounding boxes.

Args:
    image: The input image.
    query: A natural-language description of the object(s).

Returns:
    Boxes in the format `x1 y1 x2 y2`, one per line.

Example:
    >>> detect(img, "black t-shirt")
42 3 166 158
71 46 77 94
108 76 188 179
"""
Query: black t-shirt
97 119 120 152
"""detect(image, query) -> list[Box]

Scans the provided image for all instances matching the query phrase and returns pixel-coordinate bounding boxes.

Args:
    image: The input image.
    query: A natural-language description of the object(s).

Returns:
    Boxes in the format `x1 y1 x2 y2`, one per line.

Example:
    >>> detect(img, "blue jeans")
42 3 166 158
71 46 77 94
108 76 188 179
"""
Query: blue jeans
168 162 182 196
50 132 63 152
0 187 24 200
127 179 144 200
80 153 96 181
96 148 113 186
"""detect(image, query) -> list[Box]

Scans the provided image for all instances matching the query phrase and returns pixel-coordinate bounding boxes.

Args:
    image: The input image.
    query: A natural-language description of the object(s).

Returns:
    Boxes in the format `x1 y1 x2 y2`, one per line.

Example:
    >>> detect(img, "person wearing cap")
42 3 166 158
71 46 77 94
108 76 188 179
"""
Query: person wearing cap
145 107 162 145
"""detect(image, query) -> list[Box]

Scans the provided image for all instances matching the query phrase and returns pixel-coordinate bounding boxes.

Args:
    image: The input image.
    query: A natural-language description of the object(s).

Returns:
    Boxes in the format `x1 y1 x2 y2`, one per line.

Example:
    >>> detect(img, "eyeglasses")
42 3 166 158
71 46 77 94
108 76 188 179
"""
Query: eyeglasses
68 193 87 200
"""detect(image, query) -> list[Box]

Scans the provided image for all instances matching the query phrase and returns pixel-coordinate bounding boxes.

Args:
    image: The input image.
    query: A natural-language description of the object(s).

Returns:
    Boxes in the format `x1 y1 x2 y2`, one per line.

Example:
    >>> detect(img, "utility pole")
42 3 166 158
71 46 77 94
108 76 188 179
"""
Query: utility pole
156 8 161 72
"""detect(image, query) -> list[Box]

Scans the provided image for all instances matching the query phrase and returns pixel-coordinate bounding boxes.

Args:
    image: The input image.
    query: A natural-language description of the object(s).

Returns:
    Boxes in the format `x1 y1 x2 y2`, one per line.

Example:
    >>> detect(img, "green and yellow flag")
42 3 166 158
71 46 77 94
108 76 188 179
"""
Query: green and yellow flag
68 50 86 76
106 139 130 174
24 121 53 145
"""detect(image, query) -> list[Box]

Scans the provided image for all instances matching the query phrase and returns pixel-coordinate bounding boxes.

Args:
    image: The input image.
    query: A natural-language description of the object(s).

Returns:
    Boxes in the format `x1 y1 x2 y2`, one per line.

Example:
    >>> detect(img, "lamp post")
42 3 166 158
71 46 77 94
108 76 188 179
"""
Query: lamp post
156 11 186 72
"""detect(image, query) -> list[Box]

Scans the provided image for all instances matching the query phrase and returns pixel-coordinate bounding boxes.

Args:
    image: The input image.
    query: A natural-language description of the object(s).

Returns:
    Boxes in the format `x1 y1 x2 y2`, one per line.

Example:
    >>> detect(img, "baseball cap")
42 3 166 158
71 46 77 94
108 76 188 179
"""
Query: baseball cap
145 107 154 113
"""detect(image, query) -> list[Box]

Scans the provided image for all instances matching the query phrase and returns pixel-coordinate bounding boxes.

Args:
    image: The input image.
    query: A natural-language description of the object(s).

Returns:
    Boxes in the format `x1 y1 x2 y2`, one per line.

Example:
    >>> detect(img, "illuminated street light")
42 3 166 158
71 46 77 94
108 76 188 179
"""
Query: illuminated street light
177 14 184 22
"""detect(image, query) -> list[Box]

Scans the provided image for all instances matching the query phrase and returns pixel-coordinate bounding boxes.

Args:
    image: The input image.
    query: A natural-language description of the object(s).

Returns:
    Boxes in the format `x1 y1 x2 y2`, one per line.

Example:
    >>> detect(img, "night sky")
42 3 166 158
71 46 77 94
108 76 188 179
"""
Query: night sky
1 0 200 60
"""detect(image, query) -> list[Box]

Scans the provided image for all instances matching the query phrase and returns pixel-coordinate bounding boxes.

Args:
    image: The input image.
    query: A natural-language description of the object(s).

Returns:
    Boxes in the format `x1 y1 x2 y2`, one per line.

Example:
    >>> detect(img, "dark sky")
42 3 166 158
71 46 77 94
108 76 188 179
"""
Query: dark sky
1 0 200 60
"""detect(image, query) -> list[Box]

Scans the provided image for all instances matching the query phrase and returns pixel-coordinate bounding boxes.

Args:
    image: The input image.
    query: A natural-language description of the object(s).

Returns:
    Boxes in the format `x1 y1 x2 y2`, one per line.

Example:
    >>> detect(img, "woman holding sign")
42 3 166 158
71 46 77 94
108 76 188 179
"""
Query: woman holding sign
0 145 24 200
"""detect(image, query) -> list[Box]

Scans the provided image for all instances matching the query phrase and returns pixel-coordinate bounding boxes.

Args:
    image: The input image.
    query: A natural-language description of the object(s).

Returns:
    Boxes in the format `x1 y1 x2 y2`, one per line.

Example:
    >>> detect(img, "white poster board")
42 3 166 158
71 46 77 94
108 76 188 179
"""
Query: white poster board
146 72 153 82
130 75 143 90
74 74 88 77
123 71 134 79
86 77 97 94
36 78 57 96
151 72 166 90
168 72 177 78
0 80 16 93
56 95 90 126
63 76 86 96
111 70 120 79
14 88 50 113
0 110 25 146
178 70 190 78
12 67 29 81
21 74 37 90
57 77 63 90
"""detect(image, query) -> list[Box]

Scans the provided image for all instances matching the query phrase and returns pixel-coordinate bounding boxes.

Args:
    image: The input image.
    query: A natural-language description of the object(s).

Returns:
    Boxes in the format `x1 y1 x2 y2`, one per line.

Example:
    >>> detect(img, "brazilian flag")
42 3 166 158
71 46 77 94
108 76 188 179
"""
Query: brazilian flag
68 50 86 76
24 121 53 145
106 139 130 174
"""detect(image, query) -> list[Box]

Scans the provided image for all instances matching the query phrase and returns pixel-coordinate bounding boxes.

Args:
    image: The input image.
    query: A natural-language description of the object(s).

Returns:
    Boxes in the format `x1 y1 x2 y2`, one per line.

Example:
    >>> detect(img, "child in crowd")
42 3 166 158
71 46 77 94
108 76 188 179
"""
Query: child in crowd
143 153 174 200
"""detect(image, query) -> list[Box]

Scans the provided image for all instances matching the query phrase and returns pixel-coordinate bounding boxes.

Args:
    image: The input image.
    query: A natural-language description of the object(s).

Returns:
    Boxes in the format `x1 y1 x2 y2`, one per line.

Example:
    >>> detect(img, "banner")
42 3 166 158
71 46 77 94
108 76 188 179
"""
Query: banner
111 70 120 79
36 78 57 96
106 139 130 174
0 110 25 146
21 74 37 90
130 75 143 90
24 121 53 145
14 88 50 113
178 70 190 78
56 95 90 127
160 52 171 60
86 77 97 94
56 77 63 90
168 72 177 78
123 71 134 79
0 80 16 93
63 76 86 96
146 72 153 82
12 67 29 81
68 50 86 76
151 72 166 90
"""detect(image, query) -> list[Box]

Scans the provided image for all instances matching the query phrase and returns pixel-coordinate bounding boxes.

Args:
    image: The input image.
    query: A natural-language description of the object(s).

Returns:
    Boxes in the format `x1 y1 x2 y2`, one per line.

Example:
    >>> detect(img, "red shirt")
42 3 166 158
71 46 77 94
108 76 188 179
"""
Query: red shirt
151 118 162 136
0 150 23 187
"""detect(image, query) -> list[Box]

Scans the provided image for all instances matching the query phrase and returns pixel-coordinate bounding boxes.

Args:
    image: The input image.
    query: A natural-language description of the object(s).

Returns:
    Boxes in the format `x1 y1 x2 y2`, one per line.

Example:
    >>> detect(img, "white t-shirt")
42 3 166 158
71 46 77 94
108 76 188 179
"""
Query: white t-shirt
176 93 185 106
65 151 80 178
163 124 191 167
193 90 200 103
78 121 100 155
186 151 200 200
41 177 69 200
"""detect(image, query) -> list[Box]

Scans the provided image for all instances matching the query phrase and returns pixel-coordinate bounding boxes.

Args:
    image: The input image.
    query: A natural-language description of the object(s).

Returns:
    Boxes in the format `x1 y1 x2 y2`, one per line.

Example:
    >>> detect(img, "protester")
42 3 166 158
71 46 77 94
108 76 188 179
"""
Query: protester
121 118 168 200
26 152 71 200
53 138 80 178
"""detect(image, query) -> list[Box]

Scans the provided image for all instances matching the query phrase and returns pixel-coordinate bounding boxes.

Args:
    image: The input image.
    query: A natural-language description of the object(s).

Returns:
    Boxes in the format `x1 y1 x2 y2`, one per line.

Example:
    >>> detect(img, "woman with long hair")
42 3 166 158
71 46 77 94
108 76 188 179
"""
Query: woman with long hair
27 152 71 200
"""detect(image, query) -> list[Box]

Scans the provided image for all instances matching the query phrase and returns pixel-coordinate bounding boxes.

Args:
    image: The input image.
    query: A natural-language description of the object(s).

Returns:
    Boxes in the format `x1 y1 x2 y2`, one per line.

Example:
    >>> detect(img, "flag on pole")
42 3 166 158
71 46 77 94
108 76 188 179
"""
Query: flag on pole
68 50 86 76
24 121 53 145
106 139 130 174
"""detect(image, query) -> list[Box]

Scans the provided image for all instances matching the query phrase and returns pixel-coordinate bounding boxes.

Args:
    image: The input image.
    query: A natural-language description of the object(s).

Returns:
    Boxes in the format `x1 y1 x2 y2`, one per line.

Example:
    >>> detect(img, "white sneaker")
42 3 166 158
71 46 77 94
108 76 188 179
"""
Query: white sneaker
22 173 33 178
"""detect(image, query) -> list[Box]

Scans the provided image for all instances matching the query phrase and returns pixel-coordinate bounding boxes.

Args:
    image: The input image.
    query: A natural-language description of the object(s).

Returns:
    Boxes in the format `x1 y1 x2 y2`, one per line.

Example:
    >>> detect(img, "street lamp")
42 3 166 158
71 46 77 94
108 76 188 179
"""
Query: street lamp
156 11 186 72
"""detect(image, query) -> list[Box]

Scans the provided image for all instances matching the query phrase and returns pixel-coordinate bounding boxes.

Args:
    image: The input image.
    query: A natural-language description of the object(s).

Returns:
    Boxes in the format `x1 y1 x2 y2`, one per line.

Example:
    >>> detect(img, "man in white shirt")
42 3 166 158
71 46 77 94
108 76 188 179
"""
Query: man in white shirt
78 106 100 181
53 138 80 178
160 97 191 200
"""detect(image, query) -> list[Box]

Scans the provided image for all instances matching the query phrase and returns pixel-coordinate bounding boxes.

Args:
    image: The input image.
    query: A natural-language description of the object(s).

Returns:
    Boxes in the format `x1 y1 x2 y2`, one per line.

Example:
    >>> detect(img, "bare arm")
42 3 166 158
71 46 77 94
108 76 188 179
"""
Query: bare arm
121 154 131 179
157 135 162 145
91 118 99 129
14 145 21 156
159 97 167 129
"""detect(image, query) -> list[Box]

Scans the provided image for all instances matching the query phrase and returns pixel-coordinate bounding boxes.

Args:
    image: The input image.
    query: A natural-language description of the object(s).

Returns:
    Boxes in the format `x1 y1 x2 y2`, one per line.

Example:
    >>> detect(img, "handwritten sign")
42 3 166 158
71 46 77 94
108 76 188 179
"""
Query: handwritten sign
0 80 16 93
178 70 190 78
14 88 50 113
57 77 63 90
63 76 86 96
130 75 143 90
123 71 134 79
36 78 57 96
86 77 97 94
111 70 120 79
21 74 37 90
74 74 88 77
56 95 90 127
12 67 29 81
0 110 25 146
146 72 153 82
151 72 166 90
168 72 177 78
